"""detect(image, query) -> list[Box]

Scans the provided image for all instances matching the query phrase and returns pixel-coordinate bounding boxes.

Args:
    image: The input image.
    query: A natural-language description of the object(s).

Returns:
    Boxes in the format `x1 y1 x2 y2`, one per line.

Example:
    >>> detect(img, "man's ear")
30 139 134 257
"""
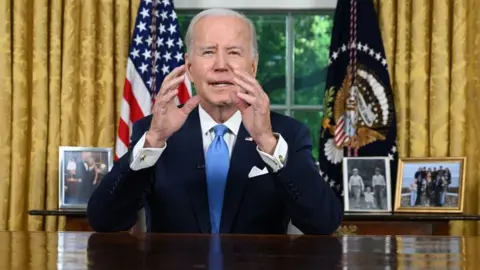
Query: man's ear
251 56 258 77
184 52 194 83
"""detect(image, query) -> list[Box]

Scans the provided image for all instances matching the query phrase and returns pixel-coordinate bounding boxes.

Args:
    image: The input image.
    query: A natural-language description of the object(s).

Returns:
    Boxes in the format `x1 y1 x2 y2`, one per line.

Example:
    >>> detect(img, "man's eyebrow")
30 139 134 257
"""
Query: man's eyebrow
227 46 244 51
199 46 216 50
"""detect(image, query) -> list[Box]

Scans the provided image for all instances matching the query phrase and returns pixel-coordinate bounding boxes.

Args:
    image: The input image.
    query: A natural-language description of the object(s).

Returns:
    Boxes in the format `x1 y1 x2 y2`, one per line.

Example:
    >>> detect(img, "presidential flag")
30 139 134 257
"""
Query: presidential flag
115 0 191 160
318 0 398 201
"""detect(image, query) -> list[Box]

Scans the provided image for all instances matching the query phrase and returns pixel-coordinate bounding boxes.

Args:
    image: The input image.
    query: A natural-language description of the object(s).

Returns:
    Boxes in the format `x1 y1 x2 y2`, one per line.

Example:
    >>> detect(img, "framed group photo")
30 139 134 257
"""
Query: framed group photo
58 146 113 210
342 157 392 213
393 157 466 213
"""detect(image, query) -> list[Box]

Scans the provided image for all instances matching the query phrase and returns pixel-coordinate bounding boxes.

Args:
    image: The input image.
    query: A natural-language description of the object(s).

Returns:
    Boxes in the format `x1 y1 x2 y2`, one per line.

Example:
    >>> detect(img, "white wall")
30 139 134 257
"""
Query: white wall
175 0 337 10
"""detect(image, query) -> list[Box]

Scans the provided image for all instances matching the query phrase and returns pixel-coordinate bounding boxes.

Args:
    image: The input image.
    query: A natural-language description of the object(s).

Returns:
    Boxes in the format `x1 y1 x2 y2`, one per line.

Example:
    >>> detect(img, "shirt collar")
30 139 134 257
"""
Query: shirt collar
198 104 241 136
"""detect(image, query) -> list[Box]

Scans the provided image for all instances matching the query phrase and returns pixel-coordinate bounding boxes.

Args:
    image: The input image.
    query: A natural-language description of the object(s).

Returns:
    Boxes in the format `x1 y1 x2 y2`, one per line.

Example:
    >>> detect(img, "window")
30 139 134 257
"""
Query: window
177 11 334 160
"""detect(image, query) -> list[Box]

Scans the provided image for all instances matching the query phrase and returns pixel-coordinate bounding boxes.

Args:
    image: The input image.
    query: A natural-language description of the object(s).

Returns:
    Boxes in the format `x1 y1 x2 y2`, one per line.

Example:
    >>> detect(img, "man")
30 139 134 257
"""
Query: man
87 8 343 235
371 168 386 209
348 168 364 206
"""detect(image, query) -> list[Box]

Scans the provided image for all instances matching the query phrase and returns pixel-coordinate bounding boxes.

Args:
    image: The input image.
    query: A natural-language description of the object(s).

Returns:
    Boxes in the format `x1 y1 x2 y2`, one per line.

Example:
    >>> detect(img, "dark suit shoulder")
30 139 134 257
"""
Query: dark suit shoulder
269 110 309 136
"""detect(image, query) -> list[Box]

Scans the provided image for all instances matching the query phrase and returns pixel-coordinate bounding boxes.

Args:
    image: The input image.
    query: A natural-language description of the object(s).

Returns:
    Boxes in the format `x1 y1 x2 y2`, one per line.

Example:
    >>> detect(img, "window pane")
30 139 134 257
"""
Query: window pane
177 13 287 105
292 110 323 160
293 14 334 105
247 14 287 105
271 109 286 115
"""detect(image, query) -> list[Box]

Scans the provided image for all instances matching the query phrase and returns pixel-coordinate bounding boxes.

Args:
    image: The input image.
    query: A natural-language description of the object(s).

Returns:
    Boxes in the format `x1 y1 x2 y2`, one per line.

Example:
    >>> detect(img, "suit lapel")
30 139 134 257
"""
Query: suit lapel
183 107 211 233
220 124 256 233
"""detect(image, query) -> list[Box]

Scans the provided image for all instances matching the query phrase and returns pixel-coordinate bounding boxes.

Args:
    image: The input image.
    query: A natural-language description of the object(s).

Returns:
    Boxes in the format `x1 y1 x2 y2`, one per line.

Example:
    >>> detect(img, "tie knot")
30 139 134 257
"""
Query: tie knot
213 124 228 137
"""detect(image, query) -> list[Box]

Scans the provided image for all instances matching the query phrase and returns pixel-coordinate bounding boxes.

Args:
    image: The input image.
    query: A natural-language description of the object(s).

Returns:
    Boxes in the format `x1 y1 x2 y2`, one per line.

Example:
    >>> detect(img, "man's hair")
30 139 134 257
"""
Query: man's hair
184 8 259 59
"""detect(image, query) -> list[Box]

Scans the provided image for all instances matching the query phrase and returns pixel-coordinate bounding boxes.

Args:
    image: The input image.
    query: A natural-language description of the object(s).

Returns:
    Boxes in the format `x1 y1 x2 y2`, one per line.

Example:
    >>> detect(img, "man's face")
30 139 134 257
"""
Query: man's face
185 15 258 107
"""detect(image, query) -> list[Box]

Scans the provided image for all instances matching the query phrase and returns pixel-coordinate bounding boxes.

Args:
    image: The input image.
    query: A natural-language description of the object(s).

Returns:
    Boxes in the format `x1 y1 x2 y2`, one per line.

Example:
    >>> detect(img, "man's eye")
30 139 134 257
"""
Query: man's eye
229 51 241 55
202 51 213 55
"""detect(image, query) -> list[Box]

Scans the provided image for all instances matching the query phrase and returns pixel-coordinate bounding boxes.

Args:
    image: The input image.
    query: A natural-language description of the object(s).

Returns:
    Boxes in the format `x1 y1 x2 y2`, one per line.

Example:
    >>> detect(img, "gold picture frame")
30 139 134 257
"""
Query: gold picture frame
393 157 466 213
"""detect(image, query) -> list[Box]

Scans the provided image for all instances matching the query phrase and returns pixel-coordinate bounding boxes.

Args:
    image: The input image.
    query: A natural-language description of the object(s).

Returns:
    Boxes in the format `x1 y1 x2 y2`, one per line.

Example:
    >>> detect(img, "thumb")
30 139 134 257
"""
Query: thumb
180 95 200 115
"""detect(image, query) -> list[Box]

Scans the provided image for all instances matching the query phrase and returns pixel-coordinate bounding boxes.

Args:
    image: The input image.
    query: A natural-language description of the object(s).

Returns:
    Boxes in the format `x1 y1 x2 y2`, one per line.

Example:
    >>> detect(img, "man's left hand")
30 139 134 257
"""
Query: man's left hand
229 67 277 155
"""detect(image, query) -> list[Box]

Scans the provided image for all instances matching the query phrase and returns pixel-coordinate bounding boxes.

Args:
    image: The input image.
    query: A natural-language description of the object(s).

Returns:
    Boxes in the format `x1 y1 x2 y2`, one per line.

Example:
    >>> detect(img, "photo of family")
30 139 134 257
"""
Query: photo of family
59 147 113 209
394 158 466 213
342 157 392 212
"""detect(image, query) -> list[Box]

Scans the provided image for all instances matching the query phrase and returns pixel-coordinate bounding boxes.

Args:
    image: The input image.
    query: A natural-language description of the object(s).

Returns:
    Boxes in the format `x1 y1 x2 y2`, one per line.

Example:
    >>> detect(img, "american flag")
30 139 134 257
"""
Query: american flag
115 0 191 160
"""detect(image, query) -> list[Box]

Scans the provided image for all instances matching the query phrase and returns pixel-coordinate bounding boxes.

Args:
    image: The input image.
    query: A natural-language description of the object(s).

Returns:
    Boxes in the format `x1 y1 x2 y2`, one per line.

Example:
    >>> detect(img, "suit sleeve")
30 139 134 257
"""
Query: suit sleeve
272 124 343 235
87 120 156 232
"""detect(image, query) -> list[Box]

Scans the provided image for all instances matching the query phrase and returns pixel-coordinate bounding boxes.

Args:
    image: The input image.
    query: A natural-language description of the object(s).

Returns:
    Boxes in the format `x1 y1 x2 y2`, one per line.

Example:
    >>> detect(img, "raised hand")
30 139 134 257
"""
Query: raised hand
146 65 200 148
229 66 277 154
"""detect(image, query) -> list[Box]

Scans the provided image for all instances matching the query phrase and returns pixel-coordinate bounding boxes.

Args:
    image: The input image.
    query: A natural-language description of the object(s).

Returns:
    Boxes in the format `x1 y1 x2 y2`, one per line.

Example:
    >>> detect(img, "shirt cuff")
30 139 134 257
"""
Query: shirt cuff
129 132 166 171
256 133 288 173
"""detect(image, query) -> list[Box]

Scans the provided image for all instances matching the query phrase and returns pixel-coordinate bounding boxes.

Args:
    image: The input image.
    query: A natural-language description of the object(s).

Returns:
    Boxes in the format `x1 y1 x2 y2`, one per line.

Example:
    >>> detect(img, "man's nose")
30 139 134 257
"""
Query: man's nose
213 52 228 71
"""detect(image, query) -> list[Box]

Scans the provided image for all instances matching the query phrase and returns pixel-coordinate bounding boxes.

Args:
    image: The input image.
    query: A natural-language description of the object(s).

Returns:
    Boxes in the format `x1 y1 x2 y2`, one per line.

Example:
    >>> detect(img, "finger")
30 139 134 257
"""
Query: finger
157 75 185 98
236 92 256 106
180 95 200 115
157 65 186 95
157 89 179 110
232 76 259 98
163 64 186 83
232 68 264 93
230 90 249 112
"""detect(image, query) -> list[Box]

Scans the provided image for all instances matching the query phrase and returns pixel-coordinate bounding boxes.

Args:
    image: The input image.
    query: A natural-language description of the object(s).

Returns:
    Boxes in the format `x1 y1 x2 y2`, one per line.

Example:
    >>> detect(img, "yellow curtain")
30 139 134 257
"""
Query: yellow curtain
0 0 141 231
374 0 480 235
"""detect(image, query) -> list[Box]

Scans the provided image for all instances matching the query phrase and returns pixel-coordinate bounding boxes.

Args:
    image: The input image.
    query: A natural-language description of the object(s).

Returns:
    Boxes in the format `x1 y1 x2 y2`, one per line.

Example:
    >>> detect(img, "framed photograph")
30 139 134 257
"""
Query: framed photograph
342 157 392 212
394 157 466 213
58 146 113 210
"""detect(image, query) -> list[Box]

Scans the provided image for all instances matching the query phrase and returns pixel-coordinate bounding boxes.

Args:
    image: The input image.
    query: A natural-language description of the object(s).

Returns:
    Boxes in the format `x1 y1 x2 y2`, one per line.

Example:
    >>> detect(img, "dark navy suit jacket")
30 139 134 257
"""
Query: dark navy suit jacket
87 107 343 234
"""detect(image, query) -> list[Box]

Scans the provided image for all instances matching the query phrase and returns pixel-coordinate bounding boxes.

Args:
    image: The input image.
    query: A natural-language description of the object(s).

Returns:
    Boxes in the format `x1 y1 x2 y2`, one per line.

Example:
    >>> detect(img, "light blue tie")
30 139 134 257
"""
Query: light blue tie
205 124 230 234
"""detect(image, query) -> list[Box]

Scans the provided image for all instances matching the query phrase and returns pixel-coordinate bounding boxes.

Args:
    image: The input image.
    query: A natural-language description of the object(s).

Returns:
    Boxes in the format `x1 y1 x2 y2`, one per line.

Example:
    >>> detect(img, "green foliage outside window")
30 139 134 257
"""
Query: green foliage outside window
177 12 334 160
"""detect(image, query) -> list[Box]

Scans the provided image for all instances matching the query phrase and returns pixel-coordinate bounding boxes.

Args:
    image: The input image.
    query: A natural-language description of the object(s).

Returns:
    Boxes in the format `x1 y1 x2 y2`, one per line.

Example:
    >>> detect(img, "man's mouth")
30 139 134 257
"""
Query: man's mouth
209 81 234 87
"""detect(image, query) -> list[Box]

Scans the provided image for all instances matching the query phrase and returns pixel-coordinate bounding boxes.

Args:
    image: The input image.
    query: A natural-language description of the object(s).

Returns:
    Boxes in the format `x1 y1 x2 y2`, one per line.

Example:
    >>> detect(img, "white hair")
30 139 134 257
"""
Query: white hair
184 8 258 59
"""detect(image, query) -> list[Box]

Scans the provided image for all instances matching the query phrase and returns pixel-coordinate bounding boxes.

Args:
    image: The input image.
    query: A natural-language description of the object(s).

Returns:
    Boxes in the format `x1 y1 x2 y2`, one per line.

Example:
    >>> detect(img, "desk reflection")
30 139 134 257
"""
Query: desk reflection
0 232 478 269
86 233 342 269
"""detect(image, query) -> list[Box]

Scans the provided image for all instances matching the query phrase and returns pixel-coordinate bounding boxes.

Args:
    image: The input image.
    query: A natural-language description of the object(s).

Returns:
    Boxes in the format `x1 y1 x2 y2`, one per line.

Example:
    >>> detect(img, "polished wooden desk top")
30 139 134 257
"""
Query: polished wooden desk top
27 209 480 221
0 232 478 269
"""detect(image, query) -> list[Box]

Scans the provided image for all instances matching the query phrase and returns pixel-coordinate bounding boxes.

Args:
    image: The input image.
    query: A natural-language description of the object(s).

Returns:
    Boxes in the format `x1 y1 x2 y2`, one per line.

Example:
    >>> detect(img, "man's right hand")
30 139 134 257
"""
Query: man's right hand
145 65 200 148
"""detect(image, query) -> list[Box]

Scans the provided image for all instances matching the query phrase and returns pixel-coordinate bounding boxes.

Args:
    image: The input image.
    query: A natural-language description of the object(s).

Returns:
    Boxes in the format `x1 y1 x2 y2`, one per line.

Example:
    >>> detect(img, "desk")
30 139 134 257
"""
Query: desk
28 210 480 235
0 232 478 269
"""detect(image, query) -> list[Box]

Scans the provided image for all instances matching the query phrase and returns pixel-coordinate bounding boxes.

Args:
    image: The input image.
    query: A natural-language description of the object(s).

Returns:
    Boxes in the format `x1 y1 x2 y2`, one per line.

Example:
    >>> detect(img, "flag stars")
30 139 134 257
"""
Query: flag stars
363 44 369 52
329 180 335 187
146 36 153 46
139 63 148 73
142 49 152 60
140 8 150 19
174 52 183 62
162 0 171 6
388 153 394 160
137 21 147 32
159 24 166 34
134 35 143 45
170 11 177 20
168 24 177 35
357 42 363 50
381 58 388 66
155 51 161 60
154 10 160 18
375 52 382 60
161 64 170 74
130 48 140 59
156 37 164 47
369 49 375 56
341 44 347 51
332 51 339 59
176 38 183 48
160 11 168 20
391 146 397 153
163 51 172 61
166 38 174 48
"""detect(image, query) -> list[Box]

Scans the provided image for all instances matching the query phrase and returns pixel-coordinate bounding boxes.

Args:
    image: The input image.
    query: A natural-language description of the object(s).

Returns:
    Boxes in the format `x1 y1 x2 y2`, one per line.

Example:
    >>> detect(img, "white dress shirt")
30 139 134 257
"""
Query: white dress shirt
129 105 289 172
